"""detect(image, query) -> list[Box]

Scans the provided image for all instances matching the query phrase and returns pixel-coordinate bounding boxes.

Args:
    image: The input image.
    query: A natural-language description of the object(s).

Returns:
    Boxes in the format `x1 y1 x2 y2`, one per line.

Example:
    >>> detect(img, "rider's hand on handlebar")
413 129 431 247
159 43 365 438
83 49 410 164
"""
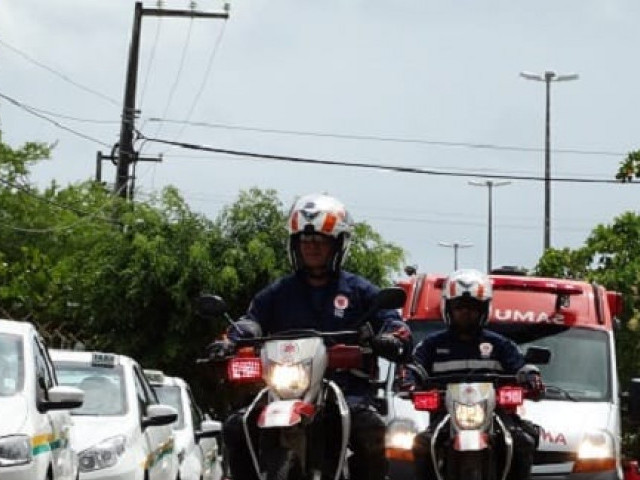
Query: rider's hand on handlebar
371 333 404 361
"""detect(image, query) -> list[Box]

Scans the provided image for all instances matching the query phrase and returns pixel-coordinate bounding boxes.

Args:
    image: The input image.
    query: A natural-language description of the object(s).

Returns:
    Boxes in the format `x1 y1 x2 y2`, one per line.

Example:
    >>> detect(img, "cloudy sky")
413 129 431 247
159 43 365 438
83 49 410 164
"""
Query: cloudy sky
1 0 639 276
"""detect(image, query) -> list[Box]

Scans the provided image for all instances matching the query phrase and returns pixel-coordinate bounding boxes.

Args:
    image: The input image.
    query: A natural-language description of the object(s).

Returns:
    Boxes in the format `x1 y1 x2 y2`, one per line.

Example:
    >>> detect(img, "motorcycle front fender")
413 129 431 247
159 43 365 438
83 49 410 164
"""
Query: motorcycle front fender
453 430 489 451
257 400 316 428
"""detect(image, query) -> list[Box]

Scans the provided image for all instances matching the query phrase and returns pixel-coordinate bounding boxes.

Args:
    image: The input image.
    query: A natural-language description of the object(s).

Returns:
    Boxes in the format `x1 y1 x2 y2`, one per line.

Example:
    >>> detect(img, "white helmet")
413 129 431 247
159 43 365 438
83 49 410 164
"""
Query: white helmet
441 269 493 327
286 193 354 273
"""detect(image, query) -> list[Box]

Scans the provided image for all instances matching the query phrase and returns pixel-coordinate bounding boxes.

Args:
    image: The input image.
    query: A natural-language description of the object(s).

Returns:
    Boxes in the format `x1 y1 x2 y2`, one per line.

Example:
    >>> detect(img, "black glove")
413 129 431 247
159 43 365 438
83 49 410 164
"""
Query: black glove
517 365 544 399
206 339 235 360
371 333 404 361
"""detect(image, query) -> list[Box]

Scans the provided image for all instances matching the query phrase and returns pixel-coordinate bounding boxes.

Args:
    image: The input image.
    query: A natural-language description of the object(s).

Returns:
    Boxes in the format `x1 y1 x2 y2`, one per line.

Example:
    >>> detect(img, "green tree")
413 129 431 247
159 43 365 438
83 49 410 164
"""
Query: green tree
1 130 405 408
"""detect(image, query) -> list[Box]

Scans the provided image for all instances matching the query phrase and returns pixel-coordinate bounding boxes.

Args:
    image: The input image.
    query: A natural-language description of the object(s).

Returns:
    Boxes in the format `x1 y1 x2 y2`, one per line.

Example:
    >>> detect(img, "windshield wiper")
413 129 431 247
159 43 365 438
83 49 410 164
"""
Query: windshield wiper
544 385 579 402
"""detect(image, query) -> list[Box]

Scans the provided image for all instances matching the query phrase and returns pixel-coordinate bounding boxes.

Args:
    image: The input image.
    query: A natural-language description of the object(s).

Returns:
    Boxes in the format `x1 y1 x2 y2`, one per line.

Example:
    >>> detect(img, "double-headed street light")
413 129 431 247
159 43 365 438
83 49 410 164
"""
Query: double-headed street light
520 70 579 251
438 241 473 271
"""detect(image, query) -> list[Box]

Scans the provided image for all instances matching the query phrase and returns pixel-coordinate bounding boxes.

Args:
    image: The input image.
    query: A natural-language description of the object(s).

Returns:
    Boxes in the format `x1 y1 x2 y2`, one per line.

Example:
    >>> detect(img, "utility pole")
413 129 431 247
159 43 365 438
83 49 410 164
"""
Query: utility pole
438 241 473 271
520 70 578 251
468 180 511 273
113 1 229 200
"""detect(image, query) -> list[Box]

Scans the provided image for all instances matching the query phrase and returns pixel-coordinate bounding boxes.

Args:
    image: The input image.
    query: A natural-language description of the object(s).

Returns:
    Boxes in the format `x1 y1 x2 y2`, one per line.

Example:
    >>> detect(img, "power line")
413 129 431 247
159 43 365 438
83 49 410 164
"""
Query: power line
0 37 120 107
0 177 119 222
151 18 195 140
163 20 228 151
138 134 632 185
146 118 627 158
138 16 163 108
0 91 112 147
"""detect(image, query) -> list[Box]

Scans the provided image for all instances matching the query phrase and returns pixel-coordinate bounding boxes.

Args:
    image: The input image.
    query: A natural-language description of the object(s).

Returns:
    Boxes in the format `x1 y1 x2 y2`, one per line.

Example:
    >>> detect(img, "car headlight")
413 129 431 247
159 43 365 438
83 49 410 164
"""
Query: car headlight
454 402 487 430
386 420 418 450
266 362 311 399
0 435 32 467
79 435 126 472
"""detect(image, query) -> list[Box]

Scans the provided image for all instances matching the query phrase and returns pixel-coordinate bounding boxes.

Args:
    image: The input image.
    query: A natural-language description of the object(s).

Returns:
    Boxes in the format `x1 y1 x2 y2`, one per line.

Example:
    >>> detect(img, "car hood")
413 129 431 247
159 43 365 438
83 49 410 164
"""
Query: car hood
70 415 135 452
520 400 614 451
0 394 28 435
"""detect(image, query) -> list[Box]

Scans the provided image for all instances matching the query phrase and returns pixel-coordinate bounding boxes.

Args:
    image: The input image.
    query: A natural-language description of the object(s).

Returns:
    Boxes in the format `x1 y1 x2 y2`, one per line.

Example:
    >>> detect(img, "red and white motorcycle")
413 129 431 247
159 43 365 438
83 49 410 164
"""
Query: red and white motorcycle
407 347 549 480
201 288 405 480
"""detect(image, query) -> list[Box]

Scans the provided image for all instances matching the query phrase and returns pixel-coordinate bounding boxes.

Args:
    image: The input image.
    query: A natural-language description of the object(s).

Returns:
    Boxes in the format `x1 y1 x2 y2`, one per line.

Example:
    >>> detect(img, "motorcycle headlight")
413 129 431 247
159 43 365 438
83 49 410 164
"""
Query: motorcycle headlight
454 402 487 430
79 435 126 472
0 435 32 467
386 419 418 450
266 361 311 399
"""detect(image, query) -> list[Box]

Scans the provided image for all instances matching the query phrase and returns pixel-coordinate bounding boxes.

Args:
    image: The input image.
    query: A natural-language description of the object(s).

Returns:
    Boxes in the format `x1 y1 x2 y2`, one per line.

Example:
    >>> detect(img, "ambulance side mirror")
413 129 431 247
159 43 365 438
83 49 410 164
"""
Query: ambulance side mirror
523 346 551 365
628 378 640 425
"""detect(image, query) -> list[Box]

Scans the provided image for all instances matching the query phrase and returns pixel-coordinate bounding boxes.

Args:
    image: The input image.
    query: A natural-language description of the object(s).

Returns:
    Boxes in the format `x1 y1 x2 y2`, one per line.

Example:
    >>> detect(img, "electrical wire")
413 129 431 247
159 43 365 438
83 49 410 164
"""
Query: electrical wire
0 37 120 107
151 18 195 140
138 134 634 185
138 17 163 109
163 20 228 151
147 117 627 158
0 91 112 147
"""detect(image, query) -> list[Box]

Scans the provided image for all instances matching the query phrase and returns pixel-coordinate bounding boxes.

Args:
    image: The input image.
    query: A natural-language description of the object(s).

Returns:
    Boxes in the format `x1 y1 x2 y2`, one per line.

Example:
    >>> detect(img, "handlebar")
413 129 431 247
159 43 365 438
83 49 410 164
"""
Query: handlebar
233 329 360 346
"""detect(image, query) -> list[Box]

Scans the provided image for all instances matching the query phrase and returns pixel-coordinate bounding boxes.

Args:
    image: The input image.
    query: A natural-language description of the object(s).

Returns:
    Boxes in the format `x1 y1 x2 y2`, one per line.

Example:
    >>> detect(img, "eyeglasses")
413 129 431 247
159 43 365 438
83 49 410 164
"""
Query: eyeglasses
299 233 333 245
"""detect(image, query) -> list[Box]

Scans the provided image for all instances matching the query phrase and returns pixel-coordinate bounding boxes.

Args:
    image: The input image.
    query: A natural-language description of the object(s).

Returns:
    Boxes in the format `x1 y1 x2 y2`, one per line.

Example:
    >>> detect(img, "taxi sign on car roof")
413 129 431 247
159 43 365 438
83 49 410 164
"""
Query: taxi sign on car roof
91 352 117 368
144 369 165 385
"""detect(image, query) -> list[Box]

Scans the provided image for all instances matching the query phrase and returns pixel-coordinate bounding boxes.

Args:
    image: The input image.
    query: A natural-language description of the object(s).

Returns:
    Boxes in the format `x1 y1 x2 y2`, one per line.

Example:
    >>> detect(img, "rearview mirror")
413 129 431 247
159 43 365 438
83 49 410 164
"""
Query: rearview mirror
195 419 222 441
196 294 228 319
41 385 84 411
142 404 178 429
374 287 406 311
523 346 551 365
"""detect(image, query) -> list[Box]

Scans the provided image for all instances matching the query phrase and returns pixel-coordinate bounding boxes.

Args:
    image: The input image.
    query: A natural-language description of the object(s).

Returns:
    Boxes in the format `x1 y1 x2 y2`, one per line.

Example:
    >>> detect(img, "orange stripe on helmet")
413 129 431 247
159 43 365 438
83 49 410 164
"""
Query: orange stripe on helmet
321 213 337 234
477 284 485 300
449 281 457 298
290 212 299 232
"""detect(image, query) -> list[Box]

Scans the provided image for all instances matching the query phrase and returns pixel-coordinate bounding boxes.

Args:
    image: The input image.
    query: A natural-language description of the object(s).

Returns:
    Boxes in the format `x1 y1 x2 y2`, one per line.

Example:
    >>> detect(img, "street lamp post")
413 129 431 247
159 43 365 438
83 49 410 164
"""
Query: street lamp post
438 241 473 270
469 180 511 273
520 70 579 251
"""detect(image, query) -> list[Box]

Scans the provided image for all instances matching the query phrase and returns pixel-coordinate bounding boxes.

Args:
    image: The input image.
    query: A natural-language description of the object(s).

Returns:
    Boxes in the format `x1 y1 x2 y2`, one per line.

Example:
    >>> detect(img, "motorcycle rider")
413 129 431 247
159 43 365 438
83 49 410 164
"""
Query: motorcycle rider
411 268 543 480
214 193 413 480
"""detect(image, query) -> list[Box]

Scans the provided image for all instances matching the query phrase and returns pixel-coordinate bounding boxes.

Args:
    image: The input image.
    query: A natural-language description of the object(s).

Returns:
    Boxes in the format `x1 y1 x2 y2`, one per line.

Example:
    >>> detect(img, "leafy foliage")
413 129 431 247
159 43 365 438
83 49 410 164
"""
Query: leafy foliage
0 131 405 410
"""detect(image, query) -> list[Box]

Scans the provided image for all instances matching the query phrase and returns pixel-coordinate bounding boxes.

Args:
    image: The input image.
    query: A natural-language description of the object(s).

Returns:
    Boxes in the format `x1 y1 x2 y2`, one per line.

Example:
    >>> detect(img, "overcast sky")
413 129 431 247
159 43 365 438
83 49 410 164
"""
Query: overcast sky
1 0 639 276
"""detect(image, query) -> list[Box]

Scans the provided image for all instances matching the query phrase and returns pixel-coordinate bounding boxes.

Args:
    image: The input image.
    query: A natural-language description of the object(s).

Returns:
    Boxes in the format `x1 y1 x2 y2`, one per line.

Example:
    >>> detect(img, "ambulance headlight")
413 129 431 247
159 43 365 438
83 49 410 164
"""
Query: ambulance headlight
79 435 126 472
453 401 487 430
0 435 32 466
265 361 311 399
574 431 616 473
386 419 418 450
577 431 614 459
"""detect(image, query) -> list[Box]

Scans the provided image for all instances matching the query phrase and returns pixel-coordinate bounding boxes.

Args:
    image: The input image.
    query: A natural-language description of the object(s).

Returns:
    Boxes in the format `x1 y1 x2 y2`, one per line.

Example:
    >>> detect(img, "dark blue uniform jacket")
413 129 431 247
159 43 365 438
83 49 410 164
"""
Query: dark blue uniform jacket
414 328 525 376
231 271 411 403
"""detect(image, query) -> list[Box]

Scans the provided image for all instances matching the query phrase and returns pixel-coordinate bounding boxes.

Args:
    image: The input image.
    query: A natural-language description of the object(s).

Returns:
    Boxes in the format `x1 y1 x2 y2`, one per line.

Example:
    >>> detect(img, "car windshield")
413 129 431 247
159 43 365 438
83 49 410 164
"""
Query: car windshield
0 333 24 396
55 362 127 415
407 320 611 402
152 385 185 430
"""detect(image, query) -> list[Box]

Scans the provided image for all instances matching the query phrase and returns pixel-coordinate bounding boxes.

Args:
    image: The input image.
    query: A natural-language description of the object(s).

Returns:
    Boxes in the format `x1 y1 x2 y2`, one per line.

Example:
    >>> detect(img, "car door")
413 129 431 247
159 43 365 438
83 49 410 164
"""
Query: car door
133 364 177 480
186 386 220 480
33 335 75 480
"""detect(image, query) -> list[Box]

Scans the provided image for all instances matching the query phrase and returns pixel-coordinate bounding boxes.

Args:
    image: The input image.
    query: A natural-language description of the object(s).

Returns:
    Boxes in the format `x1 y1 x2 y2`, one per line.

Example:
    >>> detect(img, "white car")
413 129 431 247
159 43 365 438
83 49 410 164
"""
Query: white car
0 319 84 480
51 350 180 480
144 370 223 480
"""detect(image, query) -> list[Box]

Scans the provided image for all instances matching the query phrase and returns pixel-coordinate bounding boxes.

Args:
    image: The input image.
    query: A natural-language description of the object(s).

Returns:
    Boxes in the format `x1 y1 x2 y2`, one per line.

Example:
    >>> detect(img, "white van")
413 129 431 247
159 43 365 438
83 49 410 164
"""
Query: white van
145 370 223 480
51 350 180 480
0 319 84 480
382 272 633 480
